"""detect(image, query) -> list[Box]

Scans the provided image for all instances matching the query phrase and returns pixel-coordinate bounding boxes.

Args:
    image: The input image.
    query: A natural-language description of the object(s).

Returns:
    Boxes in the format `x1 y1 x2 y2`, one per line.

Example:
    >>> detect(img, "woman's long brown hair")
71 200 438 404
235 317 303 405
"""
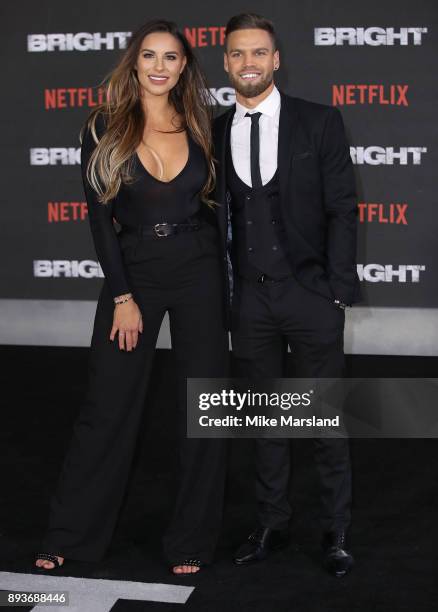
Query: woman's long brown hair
82 20 215 205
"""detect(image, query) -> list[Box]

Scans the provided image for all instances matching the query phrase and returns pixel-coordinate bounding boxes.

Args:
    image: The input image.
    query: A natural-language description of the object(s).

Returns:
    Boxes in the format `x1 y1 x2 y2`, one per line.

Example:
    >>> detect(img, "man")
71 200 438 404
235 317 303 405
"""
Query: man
213 13 360 577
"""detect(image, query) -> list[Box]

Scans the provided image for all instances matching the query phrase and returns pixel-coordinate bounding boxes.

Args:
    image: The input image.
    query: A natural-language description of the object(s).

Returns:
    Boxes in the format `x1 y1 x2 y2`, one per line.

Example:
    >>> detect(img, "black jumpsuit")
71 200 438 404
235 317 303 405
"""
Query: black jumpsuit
41 115 229 565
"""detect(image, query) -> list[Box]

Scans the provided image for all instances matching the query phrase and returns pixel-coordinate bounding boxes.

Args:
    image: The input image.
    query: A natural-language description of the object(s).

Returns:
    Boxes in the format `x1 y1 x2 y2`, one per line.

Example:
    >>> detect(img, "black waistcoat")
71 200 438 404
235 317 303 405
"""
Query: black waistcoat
227 147 292 280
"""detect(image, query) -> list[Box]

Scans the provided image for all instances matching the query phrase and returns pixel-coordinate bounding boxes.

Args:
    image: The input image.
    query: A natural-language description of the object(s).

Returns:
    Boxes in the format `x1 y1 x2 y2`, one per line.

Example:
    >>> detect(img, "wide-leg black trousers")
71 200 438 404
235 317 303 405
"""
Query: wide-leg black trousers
42 223 229 564
231 276 352 534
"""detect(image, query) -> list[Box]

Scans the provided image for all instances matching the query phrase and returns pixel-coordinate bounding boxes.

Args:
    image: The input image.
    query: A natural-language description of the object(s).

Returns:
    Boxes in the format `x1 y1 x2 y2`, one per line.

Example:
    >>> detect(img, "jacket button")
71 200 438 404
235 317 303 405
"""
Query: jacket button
271 220 276 224
248 247 254 252
246 195 251 201
272 245 278 251
247 220 253 225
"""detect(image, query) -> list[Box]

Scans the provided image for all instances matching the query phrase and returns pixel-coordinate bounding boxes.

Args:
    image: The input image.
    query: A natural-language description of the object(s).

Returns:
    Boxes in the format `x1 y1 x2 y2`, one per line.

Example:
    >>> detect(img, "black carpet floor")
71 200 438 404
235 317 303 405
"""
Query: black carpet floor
1 346 437 611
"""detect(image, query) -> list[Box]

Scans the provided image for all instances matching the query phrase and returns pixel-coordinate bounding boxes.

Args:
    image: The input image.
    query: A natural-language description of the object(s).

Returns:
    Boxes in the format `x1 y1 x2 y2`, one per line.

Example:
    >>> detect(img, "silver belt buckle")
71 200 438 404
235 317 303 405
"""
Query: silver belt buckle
154 223 170 237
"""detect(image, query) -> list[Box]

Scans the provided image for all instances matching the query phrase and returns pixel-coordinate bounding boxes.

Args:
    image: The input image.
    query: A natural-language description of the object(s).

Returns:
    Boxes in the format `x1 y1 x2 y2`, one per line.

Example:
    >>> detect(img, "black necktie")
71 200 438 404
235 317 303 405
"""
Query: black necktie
245 112 263 189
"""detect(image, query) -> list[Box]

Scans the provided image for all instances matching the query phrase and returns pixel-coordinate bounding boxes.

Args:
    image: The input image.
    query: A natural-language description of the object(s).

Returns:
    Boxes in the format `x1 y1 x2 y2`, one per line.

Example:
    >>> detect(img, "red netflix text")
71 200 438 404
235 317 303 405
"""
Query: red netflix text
333 85 409 106
45 88 106 109
48 202 88 222
358 203 408 224
184 26 226 47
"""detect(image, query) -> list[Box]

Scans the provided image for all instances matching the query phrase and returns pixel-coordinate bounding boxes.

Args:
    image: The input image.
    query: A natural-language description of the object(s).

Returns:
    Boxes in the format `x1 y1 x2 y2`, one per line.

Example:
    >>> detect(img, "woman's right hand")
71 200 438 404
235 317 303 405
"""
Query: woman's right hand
110 299 143 351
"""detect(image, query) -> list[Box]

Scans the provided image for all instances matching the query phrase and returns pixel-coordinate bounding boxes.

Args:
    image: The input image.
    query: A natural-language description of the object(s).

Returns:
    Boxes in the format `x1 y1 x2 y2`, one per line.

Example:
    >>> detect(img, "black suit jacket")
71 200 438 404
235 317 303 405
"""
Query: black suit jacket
212 91 361 310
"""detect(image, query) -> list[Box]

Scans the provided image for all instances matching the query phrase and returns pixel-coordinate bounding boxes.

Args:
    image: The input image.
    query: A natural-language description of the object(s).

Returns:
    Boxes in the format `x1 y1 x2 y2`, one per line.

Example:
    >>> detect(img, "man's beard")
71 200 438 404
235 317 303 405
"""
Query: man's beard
229 71 274 99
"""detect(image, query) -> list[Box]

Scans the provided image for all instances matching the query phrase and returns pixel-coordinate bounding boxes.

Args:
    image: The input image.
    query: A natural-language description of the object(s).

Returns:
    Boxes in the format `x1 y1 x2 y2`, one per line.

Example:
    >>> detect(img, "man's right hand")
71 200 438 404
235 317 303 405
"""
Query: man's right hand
110 299 143 351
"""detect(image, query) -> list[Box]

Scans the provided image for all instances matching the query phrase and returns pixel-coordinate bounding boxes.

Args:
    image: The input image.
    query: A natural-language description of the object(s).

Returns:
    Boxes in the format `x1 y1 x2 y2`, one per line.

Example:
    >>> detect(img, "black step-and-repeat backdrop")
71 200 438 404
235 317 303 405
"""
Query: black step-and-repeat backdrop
0 0 437 351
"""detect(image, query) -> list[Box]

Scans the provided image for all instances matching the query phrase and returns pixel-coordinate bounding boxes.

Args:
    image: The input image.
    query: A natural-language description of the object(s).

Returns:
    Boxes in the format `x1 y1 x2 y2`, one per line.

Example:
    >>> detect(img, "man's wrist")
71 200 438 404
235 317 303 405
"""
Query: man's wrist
334 299 348 310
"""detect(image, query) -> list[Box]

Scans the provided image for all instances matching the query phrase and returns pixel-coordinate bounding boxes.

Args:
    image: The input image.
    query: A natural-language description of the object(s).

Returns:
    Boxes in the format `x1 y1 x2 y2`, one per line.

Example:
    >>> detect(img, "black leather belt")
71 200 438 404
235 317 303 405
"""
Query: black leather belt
123 216 202 238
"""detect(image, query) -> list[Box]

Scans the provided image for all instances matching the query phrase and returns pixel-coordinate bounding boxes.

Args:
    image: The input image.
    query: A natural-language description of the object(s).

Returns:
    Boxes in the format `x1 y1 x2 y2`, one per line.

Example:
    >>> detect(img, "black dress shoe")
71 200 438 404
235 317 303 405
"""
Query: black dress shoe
234 526 290 565
322 531 354 577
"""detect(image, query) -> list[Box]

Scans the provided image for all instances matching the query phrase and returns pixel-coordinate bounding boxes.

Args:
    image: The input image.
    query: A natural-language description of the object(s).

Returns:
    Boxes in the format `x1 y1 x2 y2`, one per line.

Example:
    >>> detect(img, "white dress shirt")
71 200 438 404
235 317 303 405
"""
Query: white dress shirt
230 85 281 187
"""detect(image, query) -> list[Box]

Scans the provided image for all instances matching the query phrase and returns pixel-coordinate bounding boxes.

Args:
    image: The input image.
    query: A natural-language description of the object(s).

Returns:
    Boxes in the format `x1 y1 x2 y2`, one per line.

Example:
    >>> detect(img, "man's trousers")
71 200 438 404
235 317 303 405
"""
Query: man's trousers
231 275 352 533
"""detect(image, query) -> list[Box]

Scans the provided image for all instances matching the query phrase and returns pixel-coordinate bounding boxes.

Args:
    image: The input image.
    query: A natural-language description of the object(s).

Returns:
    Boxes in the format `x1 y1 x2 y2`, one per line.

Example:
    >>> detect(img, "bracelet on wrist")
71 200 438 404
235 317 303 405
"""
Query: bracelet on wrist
114 293 133 305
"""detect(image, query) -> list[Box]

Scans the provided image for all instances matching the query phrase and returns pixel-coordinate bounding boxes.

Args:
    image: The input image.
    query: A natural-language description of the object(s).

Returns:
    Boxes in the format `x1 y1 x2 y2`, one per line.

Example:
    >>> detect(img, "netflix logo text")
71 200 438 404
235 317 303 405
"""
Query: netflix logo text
358 203 408 225
333 85 408 106
45 88 105 109
184 26 225 47
48 202 88 222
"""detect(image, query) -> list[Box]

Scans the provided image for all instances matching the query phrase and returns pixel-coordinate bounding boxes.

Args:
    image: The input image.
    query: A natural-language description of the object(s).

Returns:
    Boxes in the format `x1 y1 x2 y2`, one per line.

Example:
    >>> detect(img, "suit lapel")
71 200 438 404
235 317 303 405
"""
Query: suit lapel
214 106 234 244
278 93 298 209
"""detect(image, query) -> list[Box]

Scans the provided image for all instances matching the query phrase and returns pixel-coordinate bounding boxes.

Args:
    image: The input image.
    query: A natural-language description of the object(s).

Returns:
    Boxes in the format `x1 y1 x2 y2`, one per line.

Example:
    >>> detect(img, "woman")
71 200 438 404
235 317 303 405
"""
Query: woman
35 20 228 575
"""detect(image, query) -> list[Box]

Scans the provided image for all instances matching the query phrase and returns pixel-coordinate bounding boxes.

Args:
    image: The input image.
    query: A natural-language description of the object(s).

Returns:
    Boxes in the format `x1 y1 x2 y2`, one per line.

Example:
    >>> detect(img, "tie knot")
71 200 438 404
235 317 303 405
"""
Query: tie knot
245 111 262 124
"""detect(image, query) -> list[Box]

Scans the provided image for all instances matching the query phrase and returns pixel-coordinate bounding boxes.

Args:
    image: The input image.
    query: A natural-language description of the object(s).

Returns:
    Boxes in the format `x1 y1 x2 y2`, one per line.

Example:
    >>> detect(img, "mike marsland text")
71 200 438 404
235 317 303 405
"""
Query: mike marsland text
198 415 340 428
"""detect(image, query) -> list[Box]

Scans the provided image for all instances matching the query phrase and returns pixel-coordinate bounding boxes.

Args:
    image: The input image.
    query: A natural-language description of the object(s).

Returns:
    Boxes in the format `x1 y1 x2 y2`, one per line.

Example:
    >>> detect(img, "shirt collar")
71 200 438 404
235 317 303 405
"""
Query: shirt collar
234 85 281 124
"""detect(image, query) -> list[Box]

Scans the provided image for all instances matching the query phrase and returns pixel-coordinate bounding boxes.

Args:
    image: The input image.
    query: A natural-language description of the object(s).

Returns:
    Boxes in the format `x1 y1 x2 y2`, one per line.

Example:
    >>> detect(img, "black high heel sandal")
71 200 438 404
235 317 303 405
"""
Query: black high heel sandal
170 559 202 575
34 553 63 572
